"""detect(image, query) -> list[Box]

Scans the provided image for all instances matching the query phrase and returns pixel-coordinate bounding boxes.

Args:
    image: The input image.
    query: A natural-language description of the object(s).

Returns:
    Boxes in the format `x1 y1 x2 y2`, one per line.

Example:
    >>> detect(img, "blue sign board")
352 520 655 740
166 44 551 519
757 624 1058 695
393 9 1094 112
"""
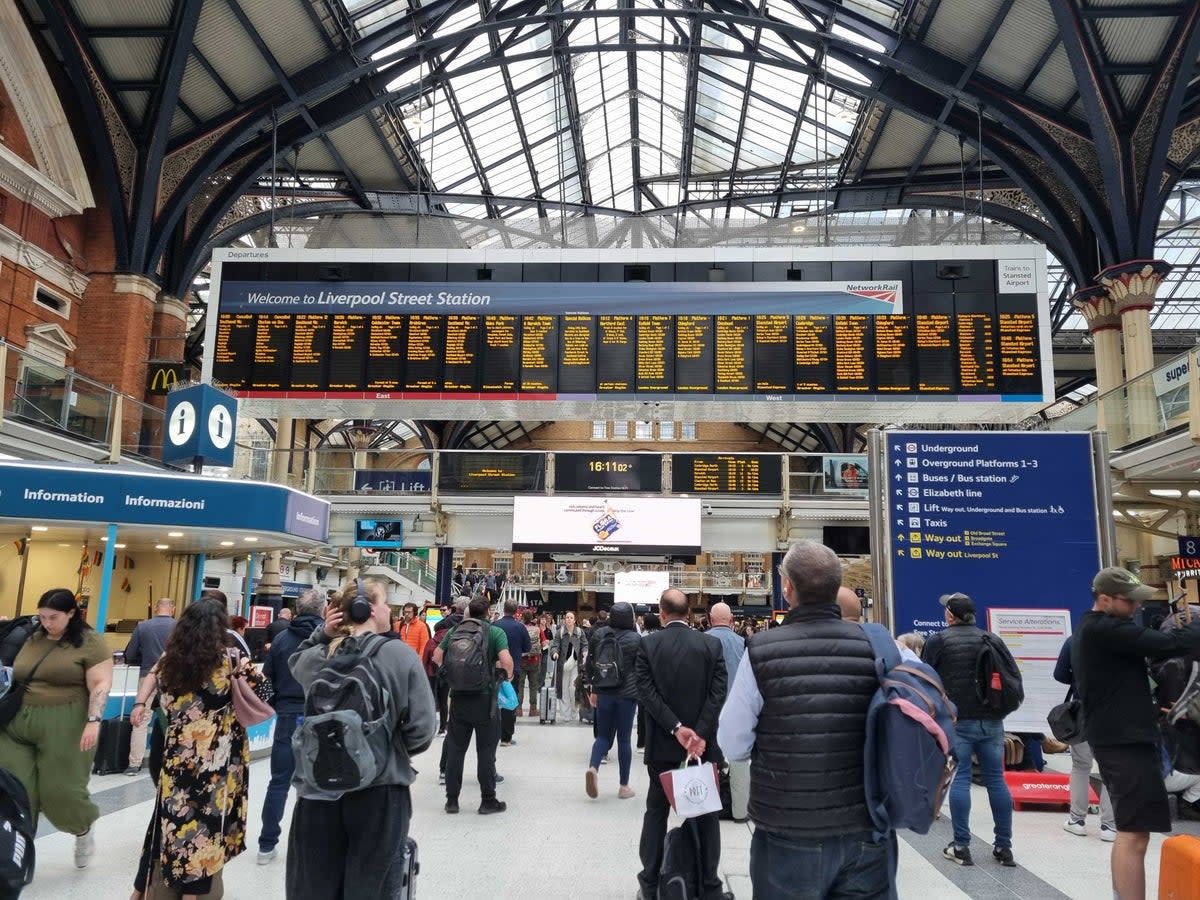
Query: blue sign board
353 470 432 493
162 383 238 467
0 462 329 542
884 432 1101 637
1179 536 1200 558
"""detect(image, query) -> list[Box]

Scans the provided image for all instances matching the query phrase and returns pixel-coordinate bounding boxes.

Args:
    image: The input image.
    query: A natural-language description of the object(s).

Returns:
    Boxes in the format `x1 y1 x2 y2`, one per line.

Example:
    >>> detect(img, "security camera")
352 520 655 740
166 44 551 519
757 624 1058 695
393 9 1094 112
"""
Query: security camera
704 506 714 516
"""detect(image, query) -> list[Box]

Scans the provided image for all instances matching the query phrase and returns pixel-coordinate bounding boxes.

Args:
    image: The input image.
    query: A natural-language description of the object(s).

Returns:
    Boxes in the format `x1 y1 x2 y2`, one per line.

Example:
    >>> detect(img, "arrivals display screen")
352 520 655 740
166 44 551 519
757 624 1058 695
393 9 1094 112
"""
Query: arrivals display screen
671 454 783 495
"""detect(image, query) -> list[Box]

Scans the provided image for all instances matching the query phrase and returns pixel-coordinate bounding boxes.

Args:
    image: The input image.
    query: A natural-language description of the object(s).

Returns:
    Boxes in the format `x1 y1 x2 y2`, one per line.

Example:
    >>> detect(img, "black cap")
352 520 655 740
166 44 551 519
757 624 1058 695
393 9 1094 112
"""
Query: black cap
939 591 976 620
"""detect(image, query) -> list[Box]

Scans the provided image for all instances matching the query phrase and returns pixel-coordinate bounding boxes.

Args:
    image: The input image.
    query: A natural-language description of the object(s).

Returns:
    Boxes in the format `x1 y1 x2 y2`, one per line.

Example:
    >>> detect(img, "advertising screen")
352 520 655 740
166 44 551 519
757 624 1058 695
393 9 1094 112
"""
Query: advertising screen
512 497 702 556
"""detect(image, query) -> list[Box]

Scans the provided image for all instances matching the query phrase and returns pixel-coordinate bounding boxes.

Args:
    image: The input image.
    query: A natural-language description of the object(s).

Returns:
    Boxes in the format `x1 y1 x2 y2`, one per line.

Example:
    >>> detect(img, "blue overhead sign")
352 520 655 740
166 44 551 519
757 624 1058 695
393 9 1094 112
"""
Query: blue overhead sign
162 383 237 467
0 462 329 542
884 432 1101 636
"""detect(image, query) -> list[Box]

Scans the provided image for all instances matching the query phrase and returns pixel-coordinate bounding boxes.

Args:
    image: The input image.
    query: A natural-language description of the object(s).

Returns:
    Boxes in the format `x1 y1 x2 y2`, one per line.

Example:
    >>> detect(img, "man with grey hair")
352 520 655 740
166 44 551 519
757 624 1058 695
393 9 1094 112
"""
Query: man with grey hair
719 540 890 898
257 588 327 864
122 597 176 775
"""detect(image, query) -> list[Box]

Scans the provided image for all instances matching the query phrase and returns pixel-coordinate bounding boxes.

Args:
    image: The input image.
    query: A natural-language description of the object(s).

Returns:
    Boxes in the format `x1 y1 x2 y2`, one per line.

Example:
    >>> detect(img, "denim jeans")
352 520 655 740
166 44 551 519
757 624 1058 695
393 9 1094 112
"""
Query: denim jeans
949 718 1013 849
749 828 895 900
588 694 636 783
259 712 299 852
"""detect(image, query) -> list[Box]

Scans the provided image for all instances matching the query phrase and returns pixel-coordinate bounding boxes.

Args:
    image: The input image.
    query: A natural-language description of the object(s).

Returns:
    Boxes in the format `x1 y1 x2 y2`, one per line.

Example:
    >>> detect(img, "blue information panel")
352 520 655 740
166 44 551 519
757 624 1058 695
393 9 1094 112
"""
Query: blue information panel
884 432 1101 636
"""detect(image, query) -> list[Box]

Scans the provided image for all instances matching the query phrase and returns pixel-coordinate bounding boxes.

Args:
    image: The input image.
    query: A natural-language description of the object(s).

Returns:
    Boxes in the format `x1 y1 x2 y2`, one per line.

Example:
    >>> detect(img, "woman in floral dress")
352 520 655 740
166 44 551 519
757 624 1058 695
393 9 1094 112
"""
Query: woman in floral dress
129 599 263 899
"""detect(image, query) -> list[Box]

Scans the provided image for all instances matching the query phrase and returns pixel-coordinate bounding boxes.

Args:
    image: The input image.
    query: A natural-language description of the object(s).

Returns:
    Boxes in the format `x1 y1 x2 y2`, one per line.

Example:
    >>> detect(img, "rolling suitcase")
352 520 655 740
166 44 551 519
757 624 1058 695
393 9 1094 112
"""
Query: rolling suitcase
93 668 134 775
398 836 418 899
539 665 557 725
1159 834 1200 900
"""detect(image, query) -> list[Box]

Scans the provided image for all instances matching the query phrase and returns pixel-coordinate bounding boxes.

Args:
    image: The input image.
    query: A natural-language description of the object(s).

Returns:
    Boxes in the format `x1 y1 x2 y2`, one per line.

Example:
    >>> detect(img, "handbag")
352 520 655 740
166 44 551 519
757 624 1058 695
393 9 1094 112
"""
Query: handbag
1047 687 1084 745
497 679 519 711
0 645 57 731
658 757 723 819
227 651 274 728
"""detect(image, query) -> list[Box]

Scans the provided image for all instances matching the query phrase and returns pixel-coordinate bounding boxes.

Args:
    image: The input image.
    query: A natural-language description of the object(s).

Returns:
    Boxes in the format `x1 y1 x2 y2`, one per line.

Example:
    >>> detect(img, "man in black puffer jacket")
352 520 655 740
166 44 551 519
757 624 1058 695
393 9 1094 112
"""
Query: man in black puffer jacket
583 601 642 800
257 588 327 864
718 540 890 898
921 592 1016 869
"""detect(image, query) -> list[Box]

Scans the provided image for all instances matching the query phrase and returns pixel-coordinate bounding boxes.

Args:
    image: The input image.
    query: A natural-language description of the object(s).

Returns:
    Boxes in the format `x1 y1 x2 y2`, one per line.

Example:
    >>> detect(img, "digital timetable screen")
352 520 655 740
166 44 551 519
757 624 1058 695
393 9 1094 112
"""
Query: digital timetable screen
671 454 783 495
205 252 1051 420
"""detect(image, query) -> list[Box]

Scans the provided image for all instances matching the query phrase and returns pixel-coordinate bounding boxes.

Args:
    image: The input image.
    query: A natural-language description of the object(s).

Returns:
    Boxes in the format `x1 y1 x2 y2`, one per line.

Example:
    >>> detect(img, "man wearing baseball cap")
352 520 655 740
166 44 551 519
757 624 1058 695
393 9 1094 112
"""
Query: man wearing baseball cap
1074 566 1200 900
921 591 1020 868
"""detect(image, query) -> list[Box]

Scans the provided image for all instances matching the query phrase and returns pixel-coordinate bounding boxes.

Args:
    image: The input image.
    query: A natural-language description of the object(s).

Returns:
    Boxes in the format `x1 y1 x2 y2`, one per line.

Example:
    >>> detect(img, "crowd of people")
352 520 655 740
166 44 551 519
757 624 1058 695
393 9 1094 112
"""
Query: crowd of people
2 546 1199 899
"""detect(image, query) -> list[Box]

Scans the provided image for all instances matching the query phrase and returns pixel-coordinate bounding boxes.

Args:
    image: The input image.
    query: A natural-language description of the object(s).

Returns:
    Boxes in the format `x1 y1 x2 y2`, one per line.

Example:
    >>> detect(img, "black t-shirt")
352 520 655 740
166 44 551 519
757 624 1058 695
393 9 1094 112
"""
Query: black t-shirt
1073 610 1200 747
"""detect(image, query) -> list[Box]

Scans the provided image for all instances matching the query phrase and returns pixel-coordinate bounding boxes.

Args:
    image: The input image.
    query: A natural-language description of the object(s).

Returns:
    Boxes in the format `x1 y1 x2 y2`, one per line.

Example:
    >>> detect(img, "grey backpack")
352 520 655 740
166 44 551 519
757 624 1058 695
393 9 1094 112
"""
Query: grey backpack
292 634 393 793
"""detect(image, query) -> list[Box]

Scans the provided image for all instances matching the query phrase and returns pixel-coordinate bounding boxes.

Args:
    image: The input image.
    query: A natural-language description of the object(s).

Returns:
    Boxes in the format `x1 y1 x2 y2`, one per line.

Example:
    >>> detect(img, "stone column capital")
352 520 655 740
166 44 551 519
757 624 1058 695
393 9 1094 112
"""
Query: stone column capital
1097 259 1172 315
1072 285 1121 332
111 273 160 303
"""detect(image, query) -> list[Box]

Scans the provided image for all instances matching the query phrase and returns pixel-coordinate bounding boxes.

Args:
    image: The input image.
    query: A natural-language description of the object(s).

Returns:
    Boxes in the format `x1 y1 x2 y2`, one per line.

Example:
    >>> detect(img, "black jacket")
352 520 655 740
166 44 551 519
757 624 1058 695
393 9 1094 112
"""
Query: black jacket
745 603 877 840
635 621 726 765
1074 610 1200 747
265 614 324 714
922 622 1005 721
586 604 641 700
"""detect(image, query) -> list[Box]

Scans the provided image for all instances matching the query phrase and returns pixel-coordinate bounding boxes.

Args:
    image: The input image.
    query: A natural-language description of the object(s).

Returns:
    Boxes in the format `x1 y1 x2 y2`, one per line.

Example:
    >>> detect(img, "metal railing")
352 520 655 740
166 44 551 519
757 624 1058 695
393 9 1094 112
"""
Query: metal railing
1041 349 1192 452
368 550 438 593
0 339 167 463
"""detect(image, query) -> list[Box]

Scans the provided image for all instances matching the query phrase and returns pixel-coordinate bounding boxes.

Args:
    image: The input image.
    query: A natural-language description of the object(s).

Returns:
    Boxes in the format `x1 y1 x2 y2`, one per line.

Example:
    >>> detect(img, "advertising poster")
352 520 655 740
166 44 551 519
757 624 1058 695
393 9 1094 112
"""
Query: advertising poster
824 454 869 493
248 606 274 629
512 497 701 555
614 570 671 605
987 608 1072 733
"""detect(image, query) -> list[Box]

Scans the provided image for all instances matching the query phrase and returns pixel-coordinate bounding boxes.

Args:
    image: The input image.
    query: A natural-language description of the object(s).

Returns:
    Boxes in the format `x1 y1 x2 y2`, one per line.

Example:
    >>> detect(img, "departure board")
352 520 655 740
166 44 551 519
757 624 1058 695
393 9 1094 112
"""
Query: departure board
208 256 1049 408
672 454 783 495
438 453 546 492
555 453 662 492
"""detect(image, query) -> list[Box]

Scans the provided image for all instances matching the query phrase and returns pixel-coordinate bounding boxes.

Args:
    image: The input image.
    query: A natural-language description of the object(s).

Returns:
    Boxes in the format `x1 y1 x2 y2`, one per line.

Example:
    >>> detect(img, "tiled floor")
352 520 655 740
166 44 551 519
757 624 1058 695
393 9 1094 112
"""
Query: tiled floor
20 720 1199 899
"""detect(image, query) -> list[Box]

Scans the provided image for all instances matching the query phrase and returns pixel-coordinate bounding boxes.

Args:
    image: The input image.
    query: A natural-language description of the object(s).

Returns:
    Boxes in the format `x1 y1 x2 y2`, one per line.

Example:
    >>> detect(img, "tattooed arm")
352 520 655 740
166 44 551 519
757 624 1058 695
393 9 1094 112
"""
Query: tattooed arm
81 658 114 752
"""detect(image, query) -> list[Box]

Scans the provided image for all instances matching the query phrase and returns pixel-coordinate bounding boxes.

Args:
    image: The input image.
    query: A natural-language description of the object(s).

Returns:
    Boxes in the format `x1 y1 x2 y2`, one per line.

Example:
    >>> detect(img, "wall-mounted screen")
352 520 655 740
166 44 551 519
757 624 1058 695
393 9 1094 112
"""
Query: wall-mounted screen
512 497 701 555
355 519 404 548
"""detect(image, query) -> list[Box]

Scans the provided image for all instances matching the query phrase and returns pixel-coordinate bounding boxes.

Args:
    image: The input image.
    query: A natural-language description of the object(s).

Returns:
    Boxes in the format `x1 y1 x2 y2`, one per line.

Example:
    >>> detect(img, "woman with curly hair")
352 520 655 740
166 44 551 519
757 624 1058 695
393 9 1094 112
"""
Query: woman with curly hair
129 598 266 899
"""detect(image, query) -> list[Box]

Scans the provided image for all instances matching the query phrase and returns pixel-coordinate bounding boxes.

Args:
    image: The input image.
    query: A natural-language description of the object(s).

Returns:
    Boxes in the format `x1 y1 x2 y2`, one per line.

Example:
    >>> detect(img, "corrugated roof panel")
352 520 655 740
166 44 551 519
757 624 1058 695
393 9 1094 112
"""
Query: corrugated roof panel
1024 45 1077 111
1116 74 1151 111
921 0 1007 65
169 107 190 140
194 1 276 101
75 0 171 27
1095 16 1174 64
864 113 934 172
178 57 231 121
92 36 161 82
922 128 978 168
296 141 339 174
239 0 329 75
119 91 148 127
976 3 1058 89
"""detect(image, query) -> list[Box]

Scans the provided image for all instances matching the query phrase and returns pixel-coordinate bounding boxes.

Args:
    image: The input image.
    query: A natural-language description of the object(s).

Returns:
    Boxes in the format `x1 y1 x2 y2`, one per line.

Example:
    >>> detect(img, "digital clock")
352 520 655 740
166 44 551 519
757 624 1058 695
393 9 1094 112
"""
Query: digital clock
556 453 661 493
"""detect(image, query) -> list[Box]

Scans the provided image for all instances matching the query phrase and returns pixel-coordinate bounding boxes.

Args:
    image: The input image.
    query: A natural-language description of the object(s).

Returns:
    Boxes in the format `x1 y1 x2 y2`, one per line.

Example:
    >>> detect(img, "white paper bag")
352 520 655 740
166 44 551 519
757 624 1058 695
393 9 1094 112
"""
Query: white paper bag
659 760 722 819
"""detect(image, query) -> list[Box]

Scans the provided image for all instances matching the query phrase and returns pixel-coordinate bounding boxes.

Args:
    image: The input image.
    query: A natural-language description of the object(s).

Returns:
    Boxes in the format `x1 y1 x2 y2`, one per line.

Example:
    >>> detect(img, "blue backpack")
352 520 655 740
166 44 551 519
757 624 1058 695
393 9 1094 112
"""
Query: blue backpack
862 623 958 835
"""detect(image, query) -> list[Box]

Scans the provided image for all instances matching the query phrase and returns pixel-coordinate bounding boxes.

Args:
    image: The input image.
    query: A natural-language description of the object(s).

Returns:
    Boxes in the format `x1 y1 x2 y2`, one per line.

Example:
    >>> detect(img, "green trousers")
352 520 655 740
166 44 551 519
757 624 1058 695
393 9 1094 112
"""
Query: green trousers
0 699 98 834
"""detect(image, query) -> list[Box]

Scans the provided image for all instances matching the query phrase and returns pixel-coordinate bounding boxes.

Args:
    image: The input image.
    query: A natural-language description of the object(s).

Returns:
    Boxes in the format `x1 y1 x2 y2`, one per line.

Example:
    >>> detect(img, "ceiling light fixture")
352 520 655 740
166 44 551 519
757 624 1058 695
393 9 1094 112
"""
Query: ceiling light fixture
31 526 48 532
114 543 127 549
220 541 235 547
244 536 259 542
168 532 184 538
155 544 169 550
791 222 808 233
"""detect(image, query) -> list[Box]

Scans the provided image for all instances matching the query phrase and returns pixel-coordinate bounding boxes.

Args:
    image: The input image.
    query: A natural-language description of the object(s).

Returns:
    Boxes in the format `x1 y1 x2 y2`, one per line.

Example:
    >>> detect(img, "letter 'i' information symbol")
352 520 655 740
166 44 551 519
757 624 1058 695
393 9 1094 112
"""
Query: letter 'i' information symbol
208 406 233 450
168 402 197 446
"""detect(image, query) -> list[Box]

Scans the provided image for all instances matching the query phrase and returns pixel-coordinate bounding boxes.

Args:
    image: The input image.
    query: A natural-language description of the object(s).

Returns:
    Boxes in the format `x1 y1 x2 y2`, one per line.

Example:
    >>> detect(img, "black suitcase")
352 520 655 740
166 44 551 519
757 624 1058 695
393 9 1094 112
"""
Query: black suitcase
398 836 418 899
92 716 132 775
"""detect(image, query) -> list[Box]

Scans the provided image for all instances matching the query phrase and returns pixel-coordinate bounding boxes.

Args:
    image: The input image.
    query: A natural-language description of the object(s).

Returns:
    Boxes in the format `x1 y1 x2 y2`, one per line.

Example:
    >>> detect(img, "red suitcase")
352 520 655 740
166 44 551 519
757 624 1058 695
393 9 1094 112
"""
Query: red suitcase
1159 834 1200 900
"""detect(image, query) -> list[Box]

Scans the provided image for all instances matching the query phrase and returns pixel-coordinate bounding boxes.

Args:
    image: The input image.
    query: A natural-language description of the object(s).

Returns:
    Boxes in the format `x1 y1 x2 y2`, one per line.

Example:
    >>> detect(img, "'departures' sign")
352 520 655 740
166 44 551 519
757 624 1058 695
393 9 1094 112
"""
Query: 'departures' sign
512 496 701 556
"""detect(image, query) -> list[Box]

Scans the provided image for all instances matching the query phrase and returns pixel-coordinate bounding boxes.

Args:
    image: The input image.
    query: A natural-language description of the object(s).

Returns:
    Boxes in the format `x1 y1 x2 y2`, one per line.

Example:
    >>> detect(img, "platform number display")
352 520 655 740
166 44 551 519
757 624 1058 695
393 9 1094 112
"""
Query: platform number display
1180 536 1200 558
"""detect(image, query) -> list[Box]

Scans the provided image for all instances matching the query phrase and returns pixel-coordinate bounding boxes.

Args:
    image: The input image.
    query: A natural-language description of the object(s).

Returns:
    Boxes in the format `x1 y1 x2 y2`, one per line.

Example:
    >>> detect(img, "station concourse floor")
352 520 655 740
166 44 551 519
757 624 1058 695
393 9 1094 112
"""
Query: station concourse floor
21 717 1199 900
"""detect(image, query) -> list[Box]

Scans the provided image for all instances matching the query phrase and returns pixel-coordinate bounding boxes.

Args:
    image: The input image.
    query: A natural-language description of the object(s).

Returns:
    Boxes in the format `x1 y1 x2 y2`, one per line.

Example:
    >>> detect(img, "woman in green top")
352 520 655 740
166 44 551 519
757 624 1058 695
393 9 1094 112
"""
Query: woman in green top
0 588 113 869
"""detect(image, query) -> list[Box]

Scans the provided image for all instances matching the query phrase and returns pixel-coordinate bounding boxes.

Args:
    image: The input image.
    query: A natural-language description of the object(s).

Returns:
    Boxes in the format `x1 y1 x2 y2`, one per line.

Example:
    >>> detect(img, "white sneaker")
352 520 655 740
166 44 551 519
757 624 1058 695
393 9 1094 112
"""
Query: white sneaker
1063 818 1087 837
1100 826 1117 843
74 829 94 868
257 849 277 865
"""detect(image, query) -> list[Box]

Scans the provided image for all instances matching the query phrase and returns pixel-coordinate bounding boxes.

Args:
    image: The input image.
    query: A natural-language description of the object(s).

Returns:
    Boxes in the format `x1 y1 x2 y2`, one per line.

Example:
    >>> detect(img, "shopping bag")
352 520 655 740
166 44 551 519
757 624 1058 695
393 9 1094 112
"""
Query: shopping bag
658 757 722 819
497 680 519 711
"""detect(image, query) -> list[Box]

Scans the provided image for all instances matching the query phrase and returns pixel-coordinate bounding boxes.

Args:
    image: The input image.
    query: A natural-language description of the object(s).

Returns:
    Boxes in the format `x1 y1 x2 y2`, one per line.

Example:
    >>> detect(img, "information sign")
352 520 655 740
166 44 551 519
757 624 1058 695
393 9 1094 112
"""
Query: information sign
987 608 1072 732
884 432 1101 637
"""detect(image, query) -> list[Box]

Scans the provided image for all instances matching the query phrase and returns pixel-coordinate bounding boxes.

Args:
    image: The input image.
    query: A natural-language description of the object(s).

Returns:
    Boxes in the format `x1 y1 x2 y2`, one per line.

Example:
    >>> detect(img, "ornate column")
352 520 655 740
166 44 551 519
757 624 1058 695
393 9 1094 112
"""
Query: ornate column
255 416 294 614
1072 286 1125 446
1098 260 1171 442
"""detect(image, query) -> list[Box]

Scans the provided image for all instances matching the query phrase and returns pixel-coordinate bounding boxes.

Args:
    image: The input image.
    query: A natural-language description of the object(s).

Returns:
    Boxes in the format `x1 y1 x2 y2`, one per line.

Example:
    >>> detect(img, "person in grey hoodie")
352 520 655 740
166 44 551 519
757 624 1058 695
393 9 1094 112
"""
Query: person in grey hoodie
285 579 436 899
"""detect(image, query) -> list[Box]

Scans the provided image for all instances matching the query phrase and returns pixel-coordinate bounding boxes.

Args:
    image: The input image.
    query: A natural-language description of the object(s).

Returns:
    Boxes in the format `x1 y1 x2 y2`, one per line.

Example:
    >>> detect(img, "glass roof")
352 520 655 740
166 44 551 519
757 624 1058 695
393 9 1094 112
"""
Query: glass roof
371 0 881 219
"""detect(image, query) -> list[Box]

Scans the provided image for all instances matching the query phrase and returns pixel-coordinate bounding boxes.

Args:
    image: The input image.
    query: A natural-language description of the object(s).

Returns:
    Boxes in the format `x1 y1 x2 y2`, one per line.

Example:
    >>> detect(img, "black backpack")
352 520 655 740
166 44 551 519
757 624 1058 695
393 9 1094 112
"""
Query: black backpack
0 769 35 897
0 619 38 669
591 630 621 690
975 631 1024 717
443 620 491 692
658 819 702 900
